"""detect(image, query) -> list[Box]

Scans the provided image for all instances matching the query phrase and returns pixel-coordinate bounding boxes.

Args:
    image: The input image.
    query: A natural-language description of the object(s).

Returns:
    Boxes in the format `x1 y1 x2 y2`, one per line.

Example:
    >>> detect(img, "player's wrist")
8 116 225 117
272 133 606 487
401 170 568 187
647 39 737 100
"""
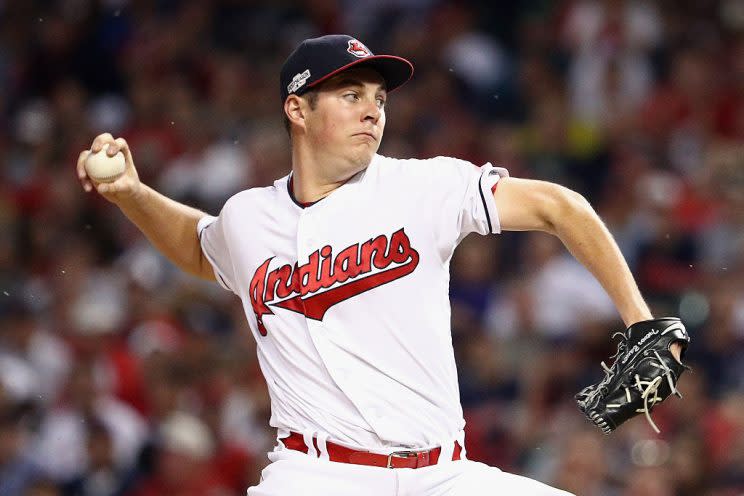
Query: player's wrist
622 308 654 327
111 181 148 209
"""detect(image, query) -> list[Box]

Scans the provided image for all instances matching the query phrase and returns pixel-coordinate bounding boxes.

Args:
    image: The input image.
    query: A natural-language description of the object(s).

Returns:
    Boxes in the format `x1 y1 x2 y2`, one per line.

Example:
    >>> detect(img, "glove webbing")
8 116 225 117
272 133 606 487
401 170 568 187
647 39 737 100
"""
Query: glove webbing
600 330 684 434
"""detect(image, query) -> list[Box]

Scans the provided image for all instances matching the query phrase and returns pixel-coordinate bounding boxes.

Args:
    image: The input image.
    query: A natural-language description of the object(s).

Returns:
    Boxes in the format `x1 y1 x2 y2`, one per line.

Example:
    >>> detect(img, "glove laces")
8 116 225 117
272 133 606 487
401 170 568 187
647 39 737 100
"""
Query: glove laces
606 349 683 434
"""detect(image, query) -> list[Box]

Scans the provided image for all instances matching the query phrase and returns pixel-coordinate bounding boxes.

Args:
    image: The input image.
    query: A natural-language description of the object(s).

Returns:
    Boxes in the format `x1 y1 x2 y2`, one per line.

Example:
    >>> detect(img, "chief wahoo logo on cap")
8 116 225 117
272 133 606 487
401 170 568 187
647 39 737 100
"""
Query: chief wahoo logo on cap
347 39 372 58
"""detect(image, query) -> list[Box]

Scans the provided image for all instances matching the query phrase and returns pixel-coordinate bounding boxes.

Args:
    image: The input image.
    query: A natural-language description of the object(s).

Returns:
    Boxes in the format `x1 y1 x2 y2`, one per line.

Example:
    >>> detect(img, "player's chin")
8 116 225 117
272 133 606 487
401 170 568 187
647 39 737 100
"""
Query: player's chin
349 148 376 169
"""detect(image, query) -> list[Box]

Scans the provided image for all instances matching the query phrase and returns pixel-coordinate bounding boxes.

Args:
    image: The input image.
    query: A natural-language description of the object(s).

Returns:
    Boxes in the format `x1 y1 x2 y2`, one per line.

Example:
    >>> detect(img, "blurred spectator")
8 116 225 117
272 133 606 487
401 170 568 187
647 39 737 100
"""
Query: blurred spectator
61 419 138 496
621 466 674 496
450 234 500 325
31 361 147 483
688 277 744 396
697 140 744 271
562 0 662 138
713 35 744 140
131 411 229 496
0 298 71 406
486 232 617 339
640 44 719 179
24 480 63 496
633 171 700 300
0 396 41 496
667 432 709 496
550 429 612 495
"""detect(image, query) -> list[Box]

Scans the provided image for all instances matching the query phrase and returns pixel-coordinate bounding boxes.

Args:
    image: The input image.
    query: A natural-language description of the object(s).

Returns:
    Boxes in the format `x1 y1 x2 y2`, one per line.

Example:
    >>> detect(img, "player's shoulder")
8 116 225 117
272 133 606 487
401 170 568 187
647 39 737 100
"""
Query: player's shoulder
372 154 479 179
222 187 269 211
220 175 289 214
375 155 475 169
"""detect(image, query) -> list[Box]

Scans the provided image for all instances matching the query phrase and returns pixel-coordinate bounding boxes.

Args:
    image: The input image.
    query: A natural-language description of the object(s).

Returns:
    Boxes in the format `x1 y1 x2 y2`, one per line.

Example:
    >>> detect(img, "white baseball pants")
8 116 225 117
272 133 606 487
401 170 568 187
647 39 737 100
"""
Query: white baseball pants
247 448 574 496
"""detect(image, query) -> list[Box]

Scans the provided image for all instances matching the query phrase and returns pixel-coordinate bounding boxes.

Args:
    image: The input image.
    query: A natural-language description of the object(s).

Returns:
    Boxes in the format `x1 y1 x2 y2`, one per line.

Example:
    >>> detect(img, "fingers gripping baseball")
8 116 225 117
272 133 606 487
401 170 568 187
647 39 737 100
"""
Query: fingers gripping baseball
77 133 141 201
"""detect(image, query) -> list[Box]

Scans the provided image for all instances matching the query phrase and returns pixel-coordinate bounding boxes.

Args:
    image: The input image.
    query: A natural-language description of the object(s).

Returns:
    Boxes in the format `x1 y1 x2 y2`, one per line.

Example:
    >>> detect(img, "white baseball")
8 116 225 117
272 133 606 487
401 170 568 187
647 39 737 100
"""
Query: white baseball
85 144 126 183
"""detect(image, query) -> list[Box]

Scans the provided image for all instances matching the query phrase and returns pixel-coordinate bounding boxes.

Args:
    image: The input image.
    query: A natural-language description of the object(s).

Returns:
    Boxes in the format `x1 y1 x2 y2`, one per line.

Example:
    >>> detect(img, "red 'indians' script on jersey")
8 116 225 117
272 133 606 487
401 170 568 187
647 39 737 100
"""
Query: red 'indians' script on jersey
249 228 419 335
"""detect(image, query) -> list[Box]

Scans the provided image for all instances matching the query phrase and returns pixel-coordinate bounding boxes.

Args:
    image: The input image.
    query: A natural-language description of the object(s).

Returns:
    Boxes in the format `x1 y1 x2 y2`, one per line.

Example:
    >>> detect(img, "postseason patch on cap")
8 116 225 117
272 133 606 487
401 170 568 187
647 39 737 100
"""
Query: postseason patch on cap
347 39 372 58
287 69 311 95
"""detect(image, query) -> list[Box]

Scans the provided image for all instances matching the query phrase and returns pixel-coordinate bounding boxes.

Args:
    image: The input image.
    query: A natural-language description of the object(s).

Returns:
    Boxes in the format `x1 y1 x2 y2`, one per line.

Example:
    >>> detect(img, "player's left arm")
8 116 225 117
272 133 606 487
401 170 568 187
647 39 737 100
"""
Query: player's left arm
492 177 683 359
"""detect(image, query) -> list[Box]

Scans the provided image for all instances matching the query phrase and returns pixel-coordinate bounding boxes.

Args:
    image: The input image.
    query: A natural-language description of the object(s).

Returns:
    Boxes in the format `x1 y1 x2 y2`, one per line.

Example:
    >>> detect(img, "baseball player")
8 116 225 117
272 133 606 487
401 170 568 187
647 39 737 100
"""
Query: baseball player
77 35 685 495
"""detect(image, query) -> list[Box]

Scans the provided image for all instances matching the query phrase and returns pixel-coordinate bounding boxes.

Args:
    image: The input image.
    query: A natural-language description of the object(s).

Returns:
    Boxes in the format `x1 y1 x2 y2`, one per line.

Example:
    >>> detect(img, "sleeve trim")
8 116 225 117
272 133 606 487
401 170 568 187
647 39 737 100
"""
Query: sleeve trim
478 173 494 234
478 163 509 234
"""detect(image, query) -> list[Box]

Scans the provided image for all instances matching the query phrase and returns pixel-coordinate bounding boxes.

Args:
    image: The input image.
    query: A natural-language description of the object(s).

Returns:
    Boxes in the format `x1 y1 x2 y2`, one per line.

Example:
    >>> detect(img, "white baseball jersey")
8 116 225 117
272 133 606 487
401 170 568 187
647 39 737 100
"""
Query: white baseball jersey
197 154 508 453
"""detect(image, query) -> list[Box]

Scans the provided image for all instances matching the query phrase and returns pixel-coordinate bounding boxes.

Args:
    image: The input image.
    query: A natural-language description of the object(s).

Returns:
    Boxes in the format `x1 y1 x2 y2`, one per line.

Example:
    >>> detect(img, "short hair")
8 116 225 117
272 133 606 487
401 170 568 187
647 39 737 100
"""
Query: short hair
283 89 319 137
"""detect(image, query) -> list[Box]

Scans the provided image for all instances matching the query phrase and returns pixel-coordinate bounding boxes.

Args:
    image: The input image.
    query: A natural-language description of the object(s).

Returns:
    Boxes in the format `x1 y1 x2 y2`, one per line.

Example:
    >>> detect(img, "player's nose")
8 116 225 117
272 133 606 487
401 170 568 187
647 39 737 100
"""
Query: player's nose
362 99 381 124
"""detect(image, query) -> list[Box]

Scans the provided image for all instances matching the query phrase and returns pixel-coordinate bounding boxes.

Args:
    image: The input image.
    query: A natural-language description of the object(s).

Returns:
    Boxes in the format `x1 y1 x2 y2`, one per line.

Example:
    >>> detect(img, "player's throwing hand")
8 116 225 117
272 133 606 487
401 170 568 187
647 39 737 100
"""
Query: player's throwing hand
76 133 141 203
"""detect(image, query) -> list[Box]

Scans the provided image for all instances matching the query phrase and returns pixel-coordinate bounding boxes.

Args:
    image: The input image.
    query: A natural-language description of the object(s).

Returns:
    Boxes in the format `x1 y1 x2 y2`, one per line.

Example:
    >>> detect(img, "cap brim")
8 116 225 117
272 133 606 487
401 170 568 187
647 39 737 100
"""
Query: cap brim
306 55 414 94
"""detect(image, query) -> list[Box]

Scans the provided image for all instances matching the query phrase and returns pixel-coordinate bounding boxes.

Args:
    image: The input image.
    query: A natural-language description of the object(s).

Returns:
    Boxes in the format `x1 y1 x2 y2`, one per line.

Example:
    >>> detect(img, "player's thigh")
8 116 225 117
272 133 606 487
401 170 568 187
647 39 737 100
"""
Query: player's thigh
247 451 397 496
448 461 575 496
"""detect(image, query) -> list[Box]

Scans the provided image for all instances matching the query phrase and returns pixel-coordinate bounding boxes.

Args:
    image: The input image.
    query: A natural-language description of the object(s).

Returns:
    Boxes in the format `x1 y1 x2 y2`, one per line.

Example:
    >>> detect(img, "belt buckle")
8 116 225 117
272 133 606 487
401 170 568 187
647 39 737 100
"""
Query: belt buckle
386 450 426 469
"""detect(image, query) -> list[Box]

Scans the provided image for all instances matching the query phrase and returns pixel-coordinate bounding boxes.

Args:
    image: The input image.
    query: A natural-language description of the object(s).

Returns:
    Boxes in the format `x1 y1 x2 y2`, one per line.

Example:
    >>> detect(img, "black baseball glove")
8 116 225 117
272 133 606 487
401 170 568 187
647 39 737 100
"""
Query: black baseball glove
576 317 690 434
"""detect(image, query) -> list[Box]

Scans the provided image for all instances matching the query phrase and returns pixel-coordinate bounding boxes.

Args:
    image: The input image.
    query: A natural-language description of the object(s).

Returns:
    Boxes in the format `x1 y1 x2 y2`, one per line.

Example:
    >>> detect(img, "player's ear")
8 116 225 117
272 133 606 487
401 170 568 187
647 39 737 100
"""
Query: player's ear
284 95 307 131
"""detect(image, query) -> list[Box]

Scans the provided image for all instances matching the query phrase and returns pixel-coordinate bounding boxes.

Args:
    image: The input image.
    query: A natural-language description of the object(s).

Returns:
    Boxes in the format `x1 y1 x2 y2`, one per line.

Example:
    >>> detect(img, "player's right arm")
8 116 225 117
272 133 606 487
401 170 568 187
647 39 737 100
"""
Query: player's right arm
76 133 216 281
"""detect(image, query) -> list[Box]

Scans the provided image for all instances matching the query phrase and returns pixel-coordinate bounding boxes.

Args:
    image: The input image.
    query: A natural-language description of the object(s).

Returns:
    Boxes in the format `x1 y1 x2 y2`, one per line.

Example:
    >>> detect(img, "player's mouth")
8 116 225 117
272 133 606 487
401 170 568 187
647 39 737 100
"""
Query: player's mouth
353 132 377 141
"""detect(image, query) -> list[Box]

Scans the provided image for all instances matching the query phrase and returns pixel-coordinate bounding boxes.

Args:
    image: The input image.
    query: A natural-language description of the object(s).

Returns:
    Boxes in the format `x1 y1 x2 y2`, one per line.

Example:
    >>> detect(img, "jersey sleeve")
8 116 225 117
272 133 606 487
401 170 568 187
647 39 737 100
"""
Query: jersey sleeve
197 214 236 293
426 157 509 241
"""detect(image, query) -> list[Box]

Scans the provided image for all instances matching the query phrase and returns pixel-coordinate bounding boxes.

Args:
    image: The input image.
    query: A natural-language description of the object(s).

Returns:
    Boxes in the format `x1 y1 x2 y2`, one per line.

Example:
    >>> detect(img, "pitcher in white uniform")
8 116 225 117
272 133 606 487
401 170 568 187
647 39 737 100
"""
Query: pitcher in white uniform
76 34 683 495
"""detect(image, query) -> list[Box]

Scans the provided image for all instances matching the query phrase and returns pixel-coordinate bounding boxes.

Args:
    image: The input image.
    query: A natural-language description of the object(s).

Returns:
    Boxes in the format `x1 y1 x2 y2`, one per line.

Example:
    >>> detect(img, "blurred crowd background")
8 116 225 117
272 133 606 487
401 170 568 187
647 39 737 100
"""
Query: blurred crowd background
1 1 743 495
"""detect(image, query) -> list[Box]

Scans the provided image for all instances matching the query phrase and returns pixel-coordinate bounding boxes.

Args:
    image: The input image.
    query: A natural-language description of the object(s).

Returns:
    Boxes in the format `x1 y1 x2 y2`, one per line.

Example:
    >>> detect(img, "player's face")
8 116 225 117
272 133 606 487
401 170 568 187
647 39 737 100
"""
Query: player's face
304 67 387 177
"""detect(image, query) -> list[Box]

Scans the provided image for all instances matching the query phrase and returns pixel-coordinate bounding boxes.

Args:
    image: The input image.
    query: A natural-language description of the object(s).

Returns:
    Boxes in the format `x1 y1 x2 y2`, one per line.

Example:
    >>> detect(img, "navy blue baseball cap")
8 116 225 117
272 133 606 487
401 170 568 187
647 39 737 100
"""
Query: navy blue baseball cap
280 34 414 102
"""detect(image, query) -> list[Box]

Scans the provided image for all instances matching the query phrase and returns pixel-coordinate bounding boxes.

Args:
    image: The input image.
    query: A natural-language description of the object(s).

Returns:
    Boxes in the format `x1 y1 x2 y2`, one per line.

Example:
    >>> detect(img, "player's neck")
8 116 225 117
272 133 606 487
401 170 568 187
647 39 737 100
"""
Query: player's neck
289 167 348 204
290 149 364 204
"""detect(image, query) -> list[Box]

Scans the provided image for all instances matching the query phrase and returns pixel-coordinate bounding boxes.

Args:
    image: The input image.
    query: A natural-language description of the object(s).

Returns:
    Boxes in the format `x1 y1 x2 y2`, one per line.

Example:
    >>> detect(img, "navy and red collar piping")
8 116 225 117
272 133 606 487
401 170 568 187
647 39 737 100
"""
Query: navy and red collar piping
287 175 319 209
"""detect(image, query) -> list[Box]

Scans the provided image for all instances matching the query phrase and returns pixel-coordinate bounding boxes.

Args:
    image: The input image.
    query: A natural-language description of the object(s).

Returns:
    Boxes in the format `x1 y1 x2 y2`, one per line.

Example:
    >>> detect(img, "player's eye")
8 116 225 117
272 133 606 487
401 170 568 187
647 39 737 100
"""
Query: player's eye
343 92 360 102
376 96 386 109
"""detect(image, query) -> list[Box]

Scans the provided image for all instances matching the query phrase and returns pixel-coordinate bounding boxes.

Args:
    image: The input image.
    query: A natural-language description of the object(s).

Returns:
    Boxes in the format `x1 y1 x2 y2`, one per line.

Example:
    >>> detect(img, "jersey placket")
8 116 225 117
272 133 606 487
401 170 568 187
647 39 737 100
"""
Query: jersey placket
293 194 394 441
295 206 316 318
